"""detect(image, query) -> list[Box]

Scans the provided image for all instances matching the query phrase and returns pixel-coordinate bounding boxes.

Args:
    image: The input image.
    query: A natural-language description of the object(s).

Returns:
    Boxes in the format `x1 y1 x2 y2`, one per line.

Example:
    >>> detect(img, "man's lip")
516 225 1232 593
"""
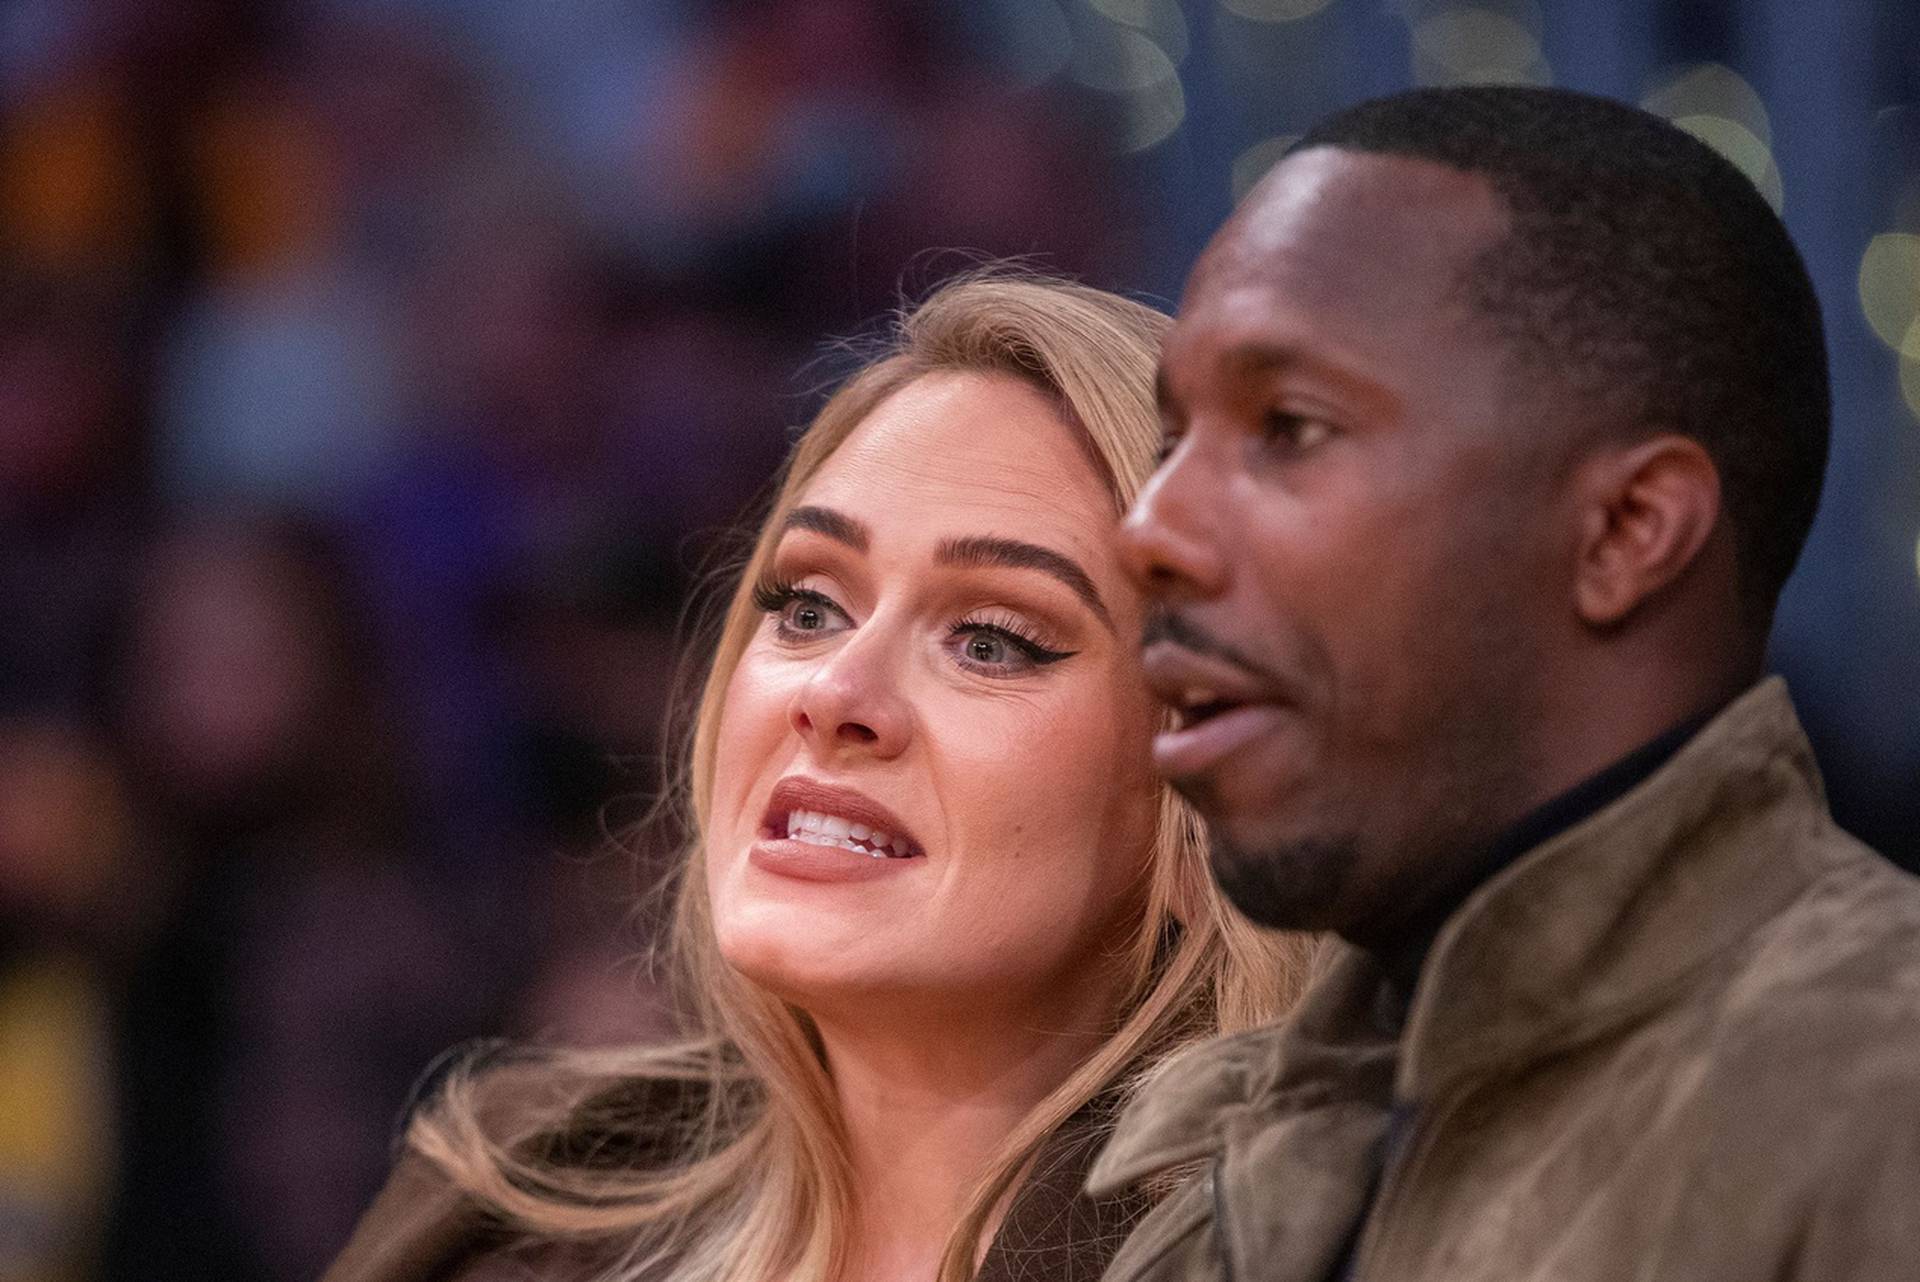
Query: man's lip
1153 703 1291 781
761 777 925 858
1140 640 1290 779
1139 640 1283 713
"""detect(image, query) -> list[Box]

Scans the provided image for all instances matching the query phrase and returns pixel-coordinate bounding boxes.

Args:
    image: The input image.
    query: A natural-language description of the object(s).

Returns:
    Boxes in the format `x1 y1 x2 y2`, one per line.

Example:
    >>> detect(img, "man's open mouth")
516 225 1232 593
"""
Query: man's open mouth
1142 641 1277 727
1172 686 1246 730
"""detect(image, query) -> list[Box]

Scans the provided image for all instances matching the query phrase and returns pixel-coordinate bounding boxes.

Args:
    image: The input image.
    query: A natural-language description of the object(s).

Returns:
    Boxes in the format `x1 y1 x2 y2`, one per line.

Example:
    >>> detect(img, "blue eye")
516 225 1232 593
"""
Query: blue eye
949 618 1075 676
753 581 849 640
965 632 1010 666
752 578 1076 677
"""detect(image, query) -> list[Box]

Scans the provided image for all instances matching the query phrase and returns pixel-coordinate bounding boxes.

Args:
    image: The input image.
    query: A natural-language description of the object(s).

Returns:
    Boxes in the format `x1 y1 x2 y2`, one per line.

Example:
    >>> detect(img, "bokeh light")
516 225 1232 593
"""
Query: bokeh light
1673 115 1783 211
995 0 1077 90
1087 0 1190 65
1900 322 1920 424
1221 0 1338 21
1641 64 1783 212
1232 135 1300 202
1409 1 1553 88
1070 15 1187 151
1859 233 1920 352
1642 62 1772 140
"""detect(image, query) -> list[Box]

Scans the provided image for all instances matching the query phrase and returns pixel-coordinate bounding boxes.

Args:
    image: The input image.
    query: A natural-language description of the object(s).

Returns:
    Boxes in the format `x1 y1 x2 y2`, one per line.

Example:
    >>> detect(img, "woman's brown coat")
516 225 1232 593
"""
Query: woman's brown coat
323 1053 1148 1282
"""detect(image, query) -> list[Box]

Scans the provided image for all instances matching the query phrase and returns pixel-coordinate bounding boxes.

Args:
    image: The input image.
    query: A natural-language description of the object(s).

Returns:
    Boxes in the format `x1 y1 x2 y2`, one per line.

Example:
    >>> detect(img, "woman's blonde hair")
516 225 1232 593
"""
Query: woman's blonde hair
408 270 1311 1282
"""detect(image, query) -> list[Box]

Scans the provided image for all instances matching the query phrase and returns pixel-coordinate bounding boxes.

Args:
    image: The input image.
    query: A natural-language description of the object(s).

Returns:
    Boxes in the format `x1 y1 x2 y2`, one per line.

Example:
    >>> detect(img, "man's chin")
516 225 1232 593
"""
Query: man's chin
1207 828 1355 932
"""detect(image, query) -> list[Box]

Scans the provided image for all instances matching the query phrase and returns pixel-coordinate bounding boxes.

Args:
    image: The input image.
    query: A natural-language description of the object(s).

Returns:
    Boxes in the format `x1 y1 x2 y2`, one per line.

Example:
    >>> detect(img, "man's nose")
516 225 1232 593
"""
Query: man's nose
787 621 912 761
1118 437 1229 601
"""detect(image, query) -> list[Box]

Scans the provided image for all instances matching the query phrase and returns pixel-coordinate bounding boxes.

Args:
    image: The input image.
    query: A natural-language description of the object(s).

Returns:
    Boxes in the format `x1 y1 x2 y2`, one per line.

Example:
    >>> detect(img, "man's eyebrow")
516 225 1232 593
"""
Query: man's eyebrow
935 535 1112 629
781 505 869 552
1226 340 1306 376
1223 340 1396 414
1158 342 1347 413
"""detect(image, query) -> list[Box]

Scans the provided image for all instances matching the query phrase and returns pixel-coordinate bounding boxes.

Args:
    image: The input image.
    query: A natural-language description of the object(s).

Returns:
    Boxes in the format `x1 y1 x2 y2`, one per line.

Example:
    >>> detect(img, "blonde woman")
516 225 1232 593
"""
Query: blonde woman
324 272 1310 1282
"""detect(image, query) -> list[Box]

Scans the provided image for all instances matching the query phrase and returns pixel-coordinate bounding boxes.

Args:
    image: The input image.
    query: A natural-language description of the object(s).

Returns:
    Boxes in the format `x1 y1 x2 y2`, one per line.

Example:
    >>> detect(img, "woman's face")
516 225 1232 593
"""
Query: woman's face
705 371 1161 1031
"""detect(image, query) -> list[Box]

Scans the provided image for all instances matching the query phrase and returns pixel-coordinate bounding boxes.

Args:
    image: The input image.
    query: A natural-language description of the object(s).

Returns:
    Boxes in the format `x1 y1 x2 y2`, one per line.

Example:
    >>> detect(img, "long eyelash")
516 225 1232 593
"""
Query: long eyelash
751 577 793 614
951 616 1077 666
751 578 832 614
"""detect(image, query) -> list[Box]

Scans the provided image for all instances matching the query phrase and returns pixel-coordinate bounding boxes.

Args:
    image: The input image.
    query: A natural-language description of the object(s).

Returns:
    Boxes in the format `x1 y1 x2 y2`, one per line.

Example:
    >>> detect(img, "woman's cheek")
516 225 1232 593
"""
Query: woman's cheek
710 654 797 844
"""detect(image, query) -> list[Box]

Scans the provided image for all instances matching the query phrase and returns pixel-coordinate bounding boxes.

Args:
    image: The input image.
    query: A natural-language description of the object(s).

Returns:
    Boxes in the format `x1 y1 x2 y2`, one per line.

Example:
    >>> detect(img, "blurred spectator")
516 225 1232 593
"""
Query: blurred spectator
0 720 136 1282
33 4 1913 1282
0 13 1155 1268
0 273 148 724
102 514 516 1281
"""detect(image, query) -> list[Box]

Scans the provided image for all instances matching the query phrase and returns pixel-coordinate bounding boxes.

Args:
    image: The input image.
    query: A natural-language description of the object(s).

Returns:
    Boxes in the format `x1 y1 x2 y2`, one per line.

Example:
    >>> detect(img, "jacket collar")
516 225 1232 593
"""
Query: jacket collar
1089 944 1401 1280
1089 943 1397 1196
1399 676 1824 1099
1093 677 1828 1194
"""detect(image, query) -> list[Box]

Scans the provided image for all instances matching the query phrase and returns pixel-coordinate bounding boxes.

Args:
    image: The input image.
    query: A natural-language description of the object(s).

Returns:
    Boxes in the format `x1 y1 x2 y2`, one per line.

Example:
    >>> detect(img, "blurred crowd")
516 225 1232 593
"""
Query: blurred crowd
0 2 1150 1277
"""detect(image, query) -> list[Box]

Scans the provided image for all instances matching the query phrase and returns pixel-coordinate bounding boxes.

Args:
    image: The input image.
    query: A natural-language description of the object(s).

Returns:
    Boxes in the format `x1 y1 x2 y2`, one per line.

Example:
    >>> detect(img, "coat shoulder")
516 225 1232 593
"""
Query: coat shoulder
322 1043 722 1282
1090 1025 1286 1197
1614 835 1920 1210
1725 830 1920 1050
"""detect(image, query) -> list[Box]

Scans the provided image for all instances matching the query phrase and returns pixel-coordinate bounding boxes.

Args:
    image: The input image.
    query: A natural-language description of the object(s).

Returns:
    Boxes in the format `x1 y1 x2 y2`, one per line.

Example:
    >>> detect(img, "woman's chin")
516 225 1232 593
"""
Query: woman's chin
714 911 909 1008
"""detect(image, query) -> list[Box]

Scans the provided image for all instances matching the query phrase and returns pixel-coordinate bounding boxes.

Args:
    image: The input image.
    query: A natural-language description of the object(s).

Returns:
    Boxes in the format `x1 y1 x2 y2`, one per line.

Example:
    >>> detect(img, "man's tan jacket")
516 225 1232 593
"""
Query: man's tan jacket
1091 679 1920 1281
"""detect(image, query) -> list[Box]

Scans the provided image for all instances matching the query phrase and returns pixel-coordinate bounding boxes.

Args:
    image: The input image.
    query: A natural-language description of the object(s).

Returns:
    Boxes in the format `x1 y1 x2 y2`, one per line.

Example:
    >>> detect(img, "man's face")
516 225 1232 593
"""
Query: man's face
1120 148 1574 941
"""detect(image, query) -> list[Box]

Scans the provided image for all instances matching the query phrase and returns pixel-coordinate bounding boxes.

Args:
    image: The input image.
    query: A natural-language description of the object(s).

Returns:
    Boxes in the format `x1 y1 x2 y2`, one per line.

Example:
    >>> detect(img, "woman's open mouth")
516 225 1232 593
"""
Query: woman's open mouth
778 808 916 858
759 777 925 861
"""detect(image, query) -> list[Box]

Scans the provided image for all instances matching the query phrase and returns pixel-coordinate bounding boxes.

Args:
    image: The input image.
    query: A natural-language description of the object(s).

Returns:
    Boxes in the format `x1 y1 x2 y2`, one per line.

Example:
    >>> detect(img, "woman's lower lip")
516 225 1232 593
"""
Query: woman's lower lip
1152 703 1289 780
749 838 923 883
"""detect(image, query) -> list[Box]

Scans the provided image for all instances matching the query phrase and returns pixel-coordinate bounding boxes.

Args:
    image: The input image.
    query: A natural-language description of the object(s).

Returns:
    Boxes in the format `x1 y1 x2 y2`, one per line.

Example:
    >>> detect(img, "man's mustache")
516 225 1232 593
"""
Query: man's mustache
1139 610 1274 684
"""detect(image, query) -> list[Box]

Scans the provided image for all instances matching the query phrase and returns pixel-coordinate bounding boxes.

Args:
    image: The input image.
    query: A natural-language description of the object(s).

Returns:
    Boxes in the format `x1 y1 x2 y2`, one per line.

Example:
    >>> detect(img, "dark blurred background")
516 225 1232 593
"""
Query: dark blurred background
0 1 1913 1277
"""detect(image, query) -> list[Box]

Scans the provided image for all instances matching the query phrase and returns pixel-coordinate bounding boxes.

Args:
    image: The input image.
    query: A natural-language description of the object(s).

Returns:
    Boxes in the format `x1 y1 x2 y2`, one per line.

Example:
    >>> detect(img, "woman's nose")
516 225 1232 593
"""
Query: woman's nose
787 625 911 760
1118 437 1229 601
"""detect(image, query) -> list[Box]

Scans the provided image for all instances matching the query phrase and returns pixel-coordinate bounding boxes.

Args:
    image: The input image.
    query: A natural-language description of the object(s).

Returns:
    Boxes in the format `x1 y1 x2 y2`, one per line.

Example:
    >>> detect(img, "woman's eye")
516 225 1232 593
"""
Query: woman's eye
964 632 1010 666
950 621 1075 676
752 582 849 640
785 599 829 632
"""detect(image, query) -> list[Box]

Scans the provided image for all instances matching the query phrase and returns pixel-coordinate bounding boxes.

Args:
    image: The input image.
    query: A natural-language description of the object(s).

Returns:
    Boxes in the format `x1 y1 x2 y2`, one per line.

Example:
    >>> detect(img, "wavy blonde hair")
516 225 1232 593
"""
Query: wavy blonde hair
408 270 1311 1282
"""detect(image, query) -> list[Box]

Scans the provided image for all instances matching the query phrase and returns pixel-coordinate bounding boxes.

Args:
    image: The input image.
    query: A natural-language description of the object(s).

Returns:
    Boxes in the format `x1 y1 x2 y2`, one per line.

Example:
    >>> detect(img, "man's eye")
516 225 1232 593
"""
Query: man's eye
1263 411 1333 452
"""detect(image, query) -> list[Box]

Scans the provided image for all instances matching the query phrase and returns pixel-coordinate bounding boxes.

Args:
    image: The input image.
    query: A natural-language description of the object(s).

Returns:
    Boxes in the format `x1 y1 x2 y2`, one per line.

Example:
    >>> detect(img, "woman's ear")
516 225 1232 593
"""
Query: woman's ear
1570 433 1722 627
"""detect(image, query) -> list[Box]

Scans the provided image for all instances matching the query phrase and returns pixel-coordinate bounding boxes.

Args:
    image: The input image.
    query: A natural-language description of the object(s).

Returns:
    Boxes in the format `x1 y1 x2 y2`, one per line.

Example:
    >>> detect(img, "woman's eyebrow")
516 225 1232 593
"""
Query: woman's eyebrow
936 535 1112 630
782 504 869 551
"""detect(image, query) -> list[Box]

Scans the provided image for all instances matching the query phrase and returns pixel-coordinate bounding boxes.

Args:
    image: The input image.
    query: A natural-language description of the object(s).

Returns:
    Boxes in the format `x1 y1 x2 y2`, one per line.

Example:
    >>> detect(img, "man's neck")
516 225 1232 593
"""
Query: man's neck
1371 701 1728 1003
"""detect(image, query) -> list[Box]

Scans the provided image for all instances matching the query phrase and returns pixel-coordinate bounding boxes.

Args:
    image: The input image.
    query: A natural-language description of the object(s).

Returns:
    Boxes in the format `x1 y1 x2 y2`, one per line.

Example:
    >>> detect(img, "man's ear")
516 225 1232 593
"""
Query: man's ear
1571 434 1722 627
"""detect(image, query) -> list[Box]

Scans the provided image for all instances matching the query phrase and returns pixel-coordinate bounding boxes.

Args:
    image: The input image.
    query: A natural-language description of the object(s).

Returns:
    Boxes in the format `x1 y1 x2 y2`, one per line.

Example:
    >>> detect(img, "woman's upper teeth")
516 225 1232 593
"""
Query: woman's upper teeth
785 809 908 856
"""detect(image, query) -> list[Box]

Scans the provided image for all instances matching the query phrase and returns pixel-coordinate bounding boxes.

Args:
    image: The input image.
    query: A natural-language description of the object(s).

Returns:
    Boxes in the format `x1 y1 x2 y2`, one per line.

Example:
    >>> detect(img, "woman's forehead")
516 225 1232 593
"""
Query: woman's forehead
795 371 1119 557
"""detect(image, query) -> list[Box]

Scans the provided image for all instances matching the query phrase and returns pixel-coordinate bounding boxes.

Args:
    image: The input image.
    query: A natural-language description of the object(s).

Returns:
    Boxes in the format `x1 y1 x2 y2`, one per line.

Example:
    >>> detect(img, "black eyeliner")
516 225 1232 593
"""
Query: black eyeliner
951 619 1077 666
752 580 835 614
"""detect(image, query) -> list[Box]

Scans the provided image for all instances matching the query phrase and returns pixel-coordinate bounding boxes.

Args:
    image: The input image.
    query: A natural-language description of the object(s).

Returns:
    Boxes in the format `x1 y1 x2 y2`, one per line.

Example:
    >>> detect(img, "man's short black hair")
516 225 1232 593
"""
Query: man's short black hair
1290 86 1830 629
